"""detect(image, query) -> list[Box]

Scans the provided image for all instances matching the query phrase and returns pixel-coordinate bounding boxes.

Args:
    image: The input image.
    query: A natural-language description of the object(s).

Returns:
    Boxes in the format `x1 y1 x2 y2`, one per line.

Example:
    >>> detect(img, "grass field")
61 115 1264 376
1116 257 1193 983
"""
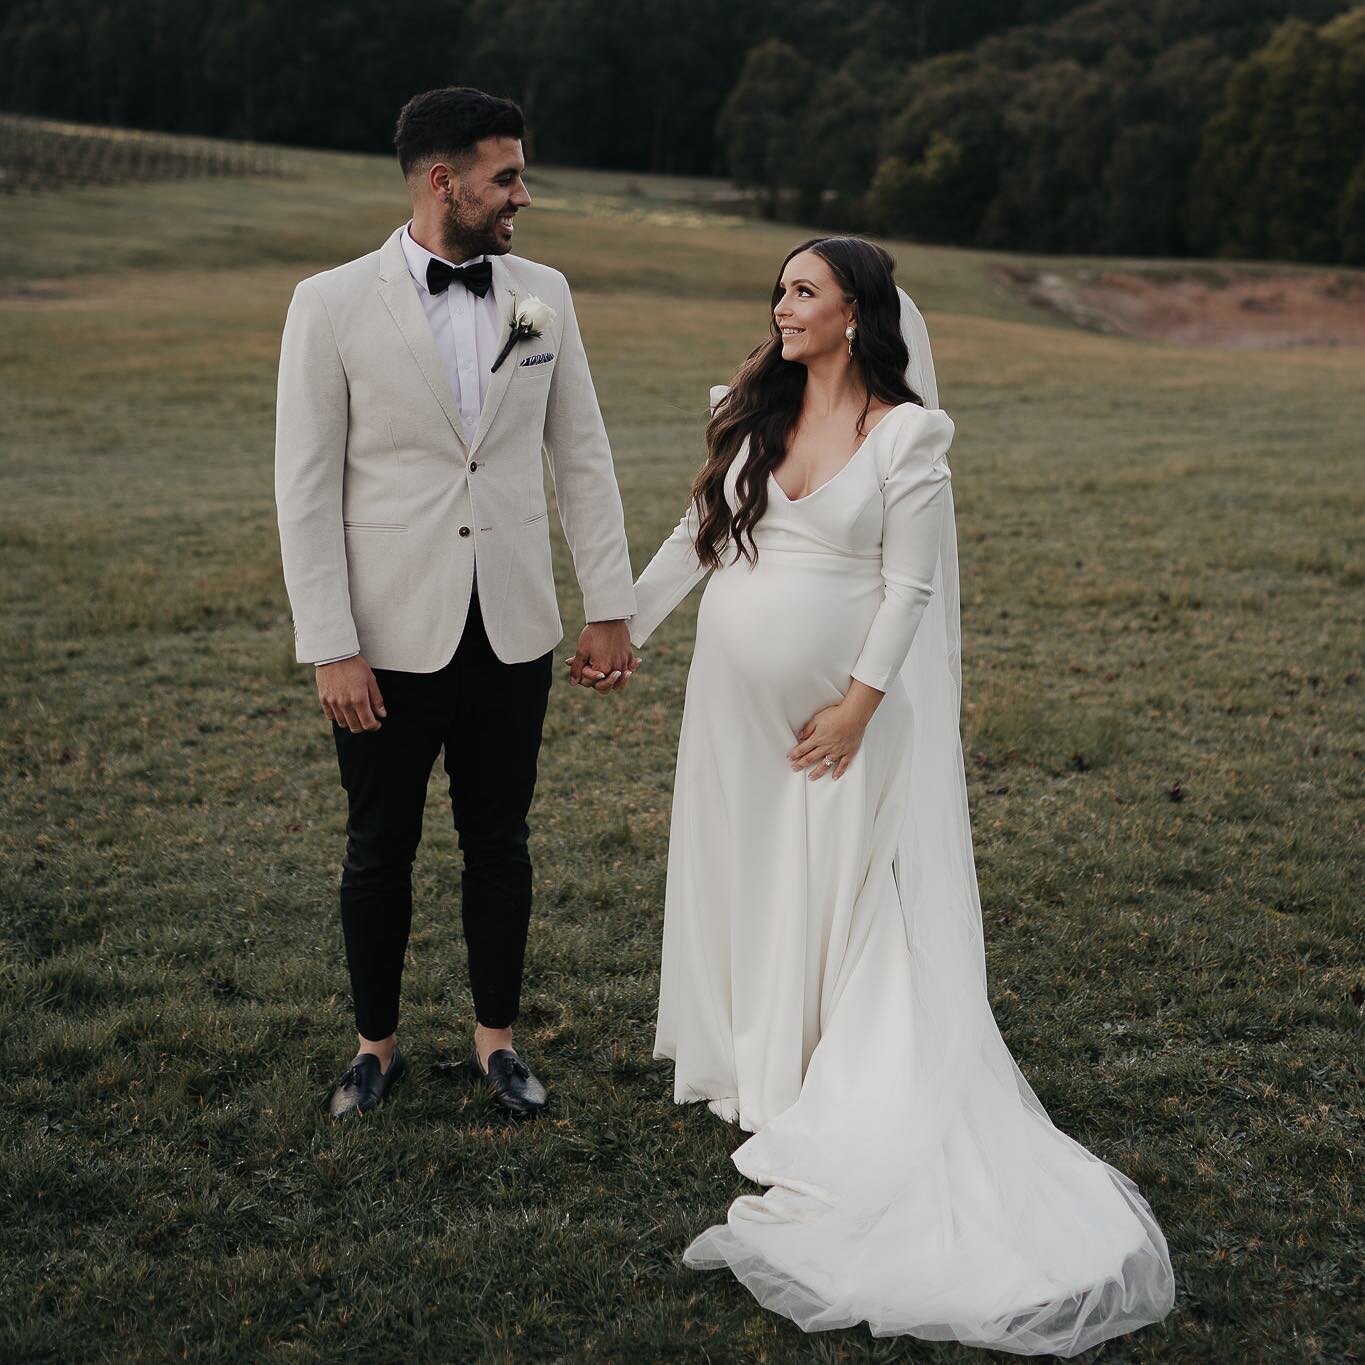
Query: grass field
1 146 1362 1363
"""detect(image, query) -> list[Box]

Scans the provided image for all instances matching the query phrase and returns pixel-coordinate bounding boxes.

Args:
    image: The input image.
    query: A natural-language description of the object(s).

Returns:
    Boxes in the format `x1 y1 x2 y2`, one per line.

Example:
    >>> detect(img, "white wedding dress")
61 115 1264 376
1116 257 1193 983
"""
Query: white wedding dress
626 296 1175 1356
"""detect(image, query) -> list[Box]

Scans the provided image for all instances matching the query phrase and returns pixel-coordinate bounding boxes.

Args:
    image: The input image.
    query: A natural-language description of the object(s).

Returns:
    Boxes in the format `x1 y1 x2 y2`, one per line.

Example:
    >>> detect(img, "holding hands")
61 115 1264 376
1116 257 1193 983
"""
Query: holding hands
565 619 641 693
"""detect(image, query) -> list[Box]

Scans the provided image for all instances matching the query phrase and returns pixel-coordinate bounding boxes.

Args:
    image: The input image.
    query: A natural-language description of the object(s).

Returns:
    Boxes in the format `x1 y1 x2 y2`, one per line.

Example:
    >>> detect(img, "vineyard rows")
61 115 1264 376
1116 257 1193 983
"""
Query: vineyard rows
0 113 285 192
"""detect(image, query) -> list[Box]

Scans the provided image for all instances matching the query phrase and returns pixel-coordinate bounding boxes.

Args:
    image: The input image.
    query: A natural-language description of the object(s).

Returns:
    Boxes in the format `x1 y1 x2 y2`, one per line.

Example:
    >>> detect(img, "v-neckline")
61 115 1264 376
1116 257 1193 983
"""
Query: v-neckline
769 404 908 505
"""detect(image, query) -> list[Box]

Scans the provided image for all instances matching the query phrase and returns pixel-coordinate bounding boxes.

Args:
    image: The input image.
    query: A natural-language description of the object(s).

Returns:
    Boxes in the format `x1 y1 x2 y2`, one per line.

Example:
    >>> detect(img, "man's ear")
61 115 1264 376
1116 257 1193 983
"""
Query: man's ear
428 161 456 203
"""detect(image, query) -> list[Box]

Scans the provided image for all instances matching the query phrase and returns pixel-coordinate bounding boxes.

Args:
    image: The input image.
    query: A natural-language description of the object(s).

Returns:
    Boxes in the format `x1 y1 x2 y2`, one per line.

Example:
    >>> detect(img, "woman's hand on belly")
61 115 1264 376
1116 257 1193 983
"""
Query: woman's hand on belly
788 680 885 782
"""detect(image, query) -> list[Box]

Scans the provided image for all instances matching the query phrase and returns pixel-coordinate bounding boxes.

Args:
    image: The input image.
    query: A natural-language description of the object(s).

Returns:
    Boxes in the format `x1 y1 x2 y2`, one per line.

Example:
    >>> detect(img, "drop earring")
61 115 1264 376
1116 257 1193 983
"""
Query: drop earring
845 324 856 359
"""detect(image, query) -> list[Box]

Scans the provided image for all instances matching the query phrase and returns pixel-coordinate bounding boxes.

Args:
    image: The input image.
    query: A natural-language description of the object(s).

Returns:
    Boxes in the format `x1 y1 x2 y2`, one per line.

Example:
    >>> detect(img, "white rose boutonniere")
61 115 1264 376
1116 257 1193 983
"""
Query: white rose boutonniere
491 294 557 373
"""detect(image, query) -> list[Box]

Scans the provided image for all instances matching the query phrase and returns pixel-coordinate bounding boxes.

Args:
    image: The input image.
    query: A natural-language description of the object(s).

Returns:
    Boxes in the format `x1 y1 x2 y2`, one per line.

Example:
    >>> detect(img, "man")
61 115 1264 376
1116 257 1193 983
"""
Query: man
275 86 639 1119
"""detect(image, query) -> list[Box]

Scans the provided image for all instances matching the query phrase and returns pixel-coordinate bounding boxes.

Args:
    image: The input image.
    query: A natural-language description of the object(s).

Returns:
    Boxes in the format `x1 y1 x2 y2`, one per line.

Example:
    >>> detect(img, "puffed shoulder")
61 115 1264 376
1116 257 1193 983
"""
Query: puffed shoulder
874 403 955 483
708 383 730 415
893 403 955 459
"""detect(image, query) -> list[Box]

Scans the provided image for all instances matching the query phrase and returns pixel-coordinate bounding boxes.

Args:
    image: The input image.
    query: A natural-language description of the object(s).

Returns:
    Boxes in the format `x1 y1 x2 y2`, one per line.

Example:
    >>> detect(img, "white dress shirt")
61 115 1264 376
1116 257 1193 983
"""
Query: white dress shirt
399 222 501 440
314 224 501 667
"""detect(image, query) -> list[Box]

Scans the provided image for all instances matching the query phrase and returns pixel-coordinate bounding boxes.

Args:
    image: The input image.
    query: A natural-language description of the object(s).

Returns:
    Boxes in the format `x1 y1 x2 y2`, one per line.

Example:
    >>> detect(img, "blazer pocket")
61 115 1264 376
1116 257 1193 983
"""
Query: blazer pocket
343 521 408 533
522 509 549 525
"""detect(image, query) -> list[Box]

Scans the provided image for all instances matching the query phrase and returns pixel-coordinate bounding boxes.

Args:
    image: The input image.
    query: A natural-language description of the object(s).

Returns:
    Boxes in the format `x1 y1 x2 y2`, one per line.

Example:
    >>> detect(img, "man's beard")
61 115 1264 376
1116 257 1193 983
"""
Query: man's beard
443 191 508 261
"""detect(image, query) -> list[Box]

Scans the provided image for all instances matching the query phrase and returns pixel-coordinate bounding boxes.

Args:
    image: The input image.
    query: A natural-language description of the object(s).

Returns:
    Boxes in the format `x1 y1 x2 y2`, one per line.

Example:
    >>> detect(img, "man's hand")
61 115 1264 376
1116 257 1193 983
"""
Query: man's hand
316 656 387 732
564 620 640 693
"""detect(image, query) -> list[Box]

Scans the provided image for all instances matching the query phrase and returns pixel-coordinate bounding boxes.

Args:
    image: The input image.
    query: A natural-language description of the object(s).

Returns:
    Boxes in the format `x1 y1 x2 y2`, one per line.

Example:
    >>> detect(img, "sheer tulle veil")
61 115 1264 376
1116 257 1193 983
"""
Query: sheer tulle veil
682 288 1177 1356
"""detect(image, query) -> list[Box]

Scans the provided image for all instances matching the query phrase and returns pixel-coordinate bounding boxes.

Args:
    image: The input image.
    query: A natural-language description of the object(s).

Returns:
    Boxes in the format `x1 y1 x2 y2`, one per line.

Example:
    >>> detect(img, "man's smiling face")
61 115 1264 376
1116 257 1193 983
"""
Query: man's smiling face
443 135 532 260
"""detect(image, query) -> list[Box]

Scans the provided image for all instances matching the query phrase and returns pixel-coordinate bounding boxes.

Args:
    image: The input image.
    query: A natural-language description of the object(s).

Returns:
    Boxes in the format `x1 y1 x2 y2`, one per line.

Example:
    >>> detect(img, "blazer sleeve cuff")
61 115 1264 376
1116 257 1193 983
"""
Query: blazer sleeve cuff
583 589 639 624
295 626 360 666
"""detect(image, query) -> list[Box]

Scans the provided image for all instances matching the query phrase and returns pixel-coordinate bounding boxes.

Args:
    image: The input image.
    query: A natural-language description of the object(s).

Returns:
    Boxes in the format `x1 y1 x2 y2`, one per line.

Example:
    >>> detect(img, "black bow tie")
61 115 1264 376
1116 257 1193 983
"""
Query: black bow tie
426 257 492 298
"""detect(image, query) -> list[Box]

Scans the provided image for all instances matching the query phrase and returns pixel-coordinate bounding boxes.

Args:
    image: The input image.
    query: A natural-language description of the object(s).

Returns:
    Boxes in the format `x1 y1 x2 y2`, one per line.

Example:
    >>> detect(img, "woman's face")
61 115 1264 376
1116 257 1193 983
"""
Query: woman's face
773 250 855 366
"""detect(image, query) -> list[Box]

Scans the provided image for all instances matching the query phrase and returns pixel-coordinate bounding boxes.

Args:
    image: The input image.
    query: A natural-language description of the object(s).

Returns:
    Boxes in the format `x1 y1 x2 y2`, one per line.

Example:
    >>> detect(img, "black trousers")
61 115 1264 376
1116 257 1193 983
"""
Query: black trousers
332 588 553 1040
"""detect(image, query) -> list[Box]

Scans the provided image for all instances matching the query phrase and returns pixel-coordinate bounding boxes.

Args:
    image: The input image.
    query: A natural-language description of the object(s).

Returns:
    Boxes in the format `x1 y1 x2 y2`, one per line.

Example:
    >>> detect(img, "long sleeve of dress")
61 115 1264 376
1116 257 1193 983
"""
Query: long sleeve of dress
849 407 955 691
628 384 729 649
629 499 709 649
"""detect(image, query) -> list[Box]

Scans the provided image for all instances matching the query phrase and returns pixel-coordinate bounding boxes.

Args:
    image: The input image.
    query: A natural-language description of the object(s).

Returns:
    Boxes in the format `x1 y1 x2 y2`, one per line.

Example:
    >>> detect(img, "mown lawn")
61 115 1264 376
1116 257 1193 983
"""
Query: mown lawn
1 147 1361 1363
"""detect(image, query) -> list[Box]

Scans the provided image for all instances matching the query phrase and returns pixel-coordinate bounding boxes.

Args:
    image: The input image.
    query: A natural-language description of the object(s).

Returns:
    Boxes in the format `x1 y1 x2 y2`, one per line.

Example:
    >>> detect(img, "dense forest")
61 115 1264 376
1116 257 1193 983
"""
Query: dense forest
2 0 1363 262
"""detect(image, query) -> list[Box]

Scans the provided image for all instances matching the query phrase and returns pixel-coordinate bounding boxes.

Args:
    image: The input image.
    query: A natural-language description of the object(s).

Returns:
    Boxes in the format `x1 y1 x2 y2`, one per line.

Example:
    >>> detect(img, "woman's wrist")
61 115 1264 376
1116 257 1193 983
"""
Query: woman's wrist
840 680 884 726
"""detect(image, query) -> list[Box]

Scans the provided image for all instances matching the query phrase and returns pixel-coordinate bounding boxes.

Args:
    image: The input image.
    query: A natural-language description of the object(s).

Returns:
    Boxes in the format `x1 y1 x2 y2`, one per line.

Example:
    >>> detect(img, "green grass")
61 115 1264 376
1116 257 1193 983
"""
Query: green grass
1 146 1362 1363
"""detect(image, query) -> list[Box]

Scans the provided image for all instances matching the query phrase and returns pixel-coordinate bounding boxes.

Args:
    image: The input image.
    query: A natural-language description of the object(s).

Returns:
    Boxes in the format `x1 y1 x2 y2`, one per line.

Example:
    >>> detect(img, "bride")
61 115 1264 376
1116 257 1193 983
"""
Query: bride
580 235 1175 1354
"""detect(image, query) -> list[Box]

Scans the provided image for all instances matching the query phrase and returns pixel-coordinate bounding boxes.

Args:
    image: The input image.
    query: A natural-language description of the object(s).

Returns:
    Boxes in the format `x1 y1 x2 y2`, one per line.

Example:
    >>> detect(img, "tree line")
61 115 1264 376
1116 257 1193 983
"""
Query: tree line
2 0 1362 262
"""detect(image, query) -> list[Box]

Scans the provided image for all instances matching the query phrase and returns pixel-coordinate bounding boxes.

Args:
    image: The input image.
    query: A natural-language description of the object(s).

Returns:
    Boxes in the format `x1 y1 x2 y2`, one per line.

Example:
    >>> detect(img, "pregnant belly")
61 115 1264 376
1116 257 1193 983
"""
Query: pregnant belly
694 549 885 727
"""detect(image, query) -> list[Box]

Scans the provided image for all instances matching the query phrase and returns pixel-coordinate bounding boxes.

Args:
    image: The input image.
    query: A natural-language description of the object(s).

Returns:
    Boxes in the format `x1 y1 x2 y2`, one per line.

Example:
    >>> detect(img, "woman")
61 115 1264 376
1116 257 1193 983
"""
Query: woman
604 237 1175 1354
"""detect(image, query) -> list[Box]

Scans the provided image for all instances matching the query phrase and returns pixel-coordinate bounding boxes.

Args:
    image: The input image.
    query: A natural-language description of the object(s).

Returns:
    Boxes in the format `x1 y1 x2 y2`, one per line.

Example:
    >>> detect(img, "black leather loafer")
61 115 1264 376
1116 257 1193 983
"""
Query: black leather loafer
328 1049 406 1117
468 1046 549 1118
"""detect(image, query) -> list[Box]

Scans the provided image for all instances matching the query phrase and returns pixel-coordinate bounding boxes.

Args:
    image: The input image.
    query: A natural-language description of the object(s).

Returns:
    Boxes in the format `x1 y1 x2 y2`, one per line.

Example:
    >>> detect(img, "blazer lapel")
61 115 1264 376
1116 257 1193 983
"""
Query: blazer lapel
469 254 519 456
375 227 468 451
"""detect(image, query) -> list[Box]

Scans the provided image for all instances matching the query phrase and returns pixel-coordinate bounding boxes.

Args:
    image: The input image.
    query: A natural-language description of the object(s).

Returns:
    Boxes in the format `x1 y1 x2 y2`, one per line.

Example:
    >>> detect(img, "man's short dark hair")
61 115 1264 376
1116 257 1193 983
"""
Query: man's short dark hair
394 87 526 178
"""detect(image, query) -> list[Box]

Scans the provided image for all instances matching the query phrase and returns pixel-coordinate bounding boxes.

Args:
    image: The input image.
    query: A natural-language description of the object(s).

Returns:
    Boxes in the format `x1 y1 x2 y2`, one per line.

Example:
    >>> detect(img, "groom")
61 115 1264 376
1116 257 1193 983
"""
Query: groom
274 87 639 1119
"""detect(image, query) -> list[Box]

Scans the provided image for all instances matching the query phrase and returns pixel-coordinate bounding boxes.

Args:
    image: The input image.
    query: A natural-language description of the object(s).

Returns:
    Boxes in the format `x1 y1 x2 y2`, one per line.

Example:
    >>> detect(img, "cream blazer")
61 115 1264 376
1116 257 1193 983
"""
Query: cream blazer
274 226 637 671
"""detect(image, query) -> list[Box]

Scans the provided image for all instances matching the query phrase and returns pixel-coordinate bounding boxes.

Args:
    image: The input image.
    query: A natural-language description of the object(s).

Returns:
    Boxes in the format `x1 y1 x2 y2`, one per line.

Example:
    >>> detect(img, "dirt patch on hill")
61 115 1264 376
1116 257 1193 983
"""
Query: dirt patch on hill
993 263 1365 349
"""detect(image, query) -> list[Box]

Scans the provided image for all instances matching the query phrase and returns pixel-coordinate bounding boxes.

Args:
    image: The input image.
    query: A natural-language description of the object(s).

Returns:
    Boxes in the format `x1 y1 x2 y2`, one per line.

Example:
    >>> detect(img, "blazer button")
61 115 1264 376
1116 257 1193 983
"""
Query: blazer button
469 461 478 472
458 526 471 537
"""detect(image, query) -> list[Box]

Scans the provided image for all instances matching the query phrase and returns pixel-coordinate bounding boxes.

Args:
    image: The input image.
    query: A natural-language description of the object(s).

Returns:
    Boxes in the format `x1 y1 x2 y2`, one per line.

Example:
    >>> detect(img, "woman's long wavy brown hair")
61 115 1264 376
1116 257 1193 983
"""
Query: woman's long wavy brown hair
691 236 924 569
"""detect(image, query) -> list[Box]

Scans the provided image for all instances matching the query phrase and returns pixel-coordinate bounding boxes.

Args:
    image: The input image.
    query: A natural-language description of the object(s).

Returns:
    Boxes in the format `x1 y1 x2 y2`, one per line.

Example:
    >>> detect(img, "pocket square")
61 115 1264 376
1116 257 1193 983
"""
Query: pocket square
519 351 555 367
